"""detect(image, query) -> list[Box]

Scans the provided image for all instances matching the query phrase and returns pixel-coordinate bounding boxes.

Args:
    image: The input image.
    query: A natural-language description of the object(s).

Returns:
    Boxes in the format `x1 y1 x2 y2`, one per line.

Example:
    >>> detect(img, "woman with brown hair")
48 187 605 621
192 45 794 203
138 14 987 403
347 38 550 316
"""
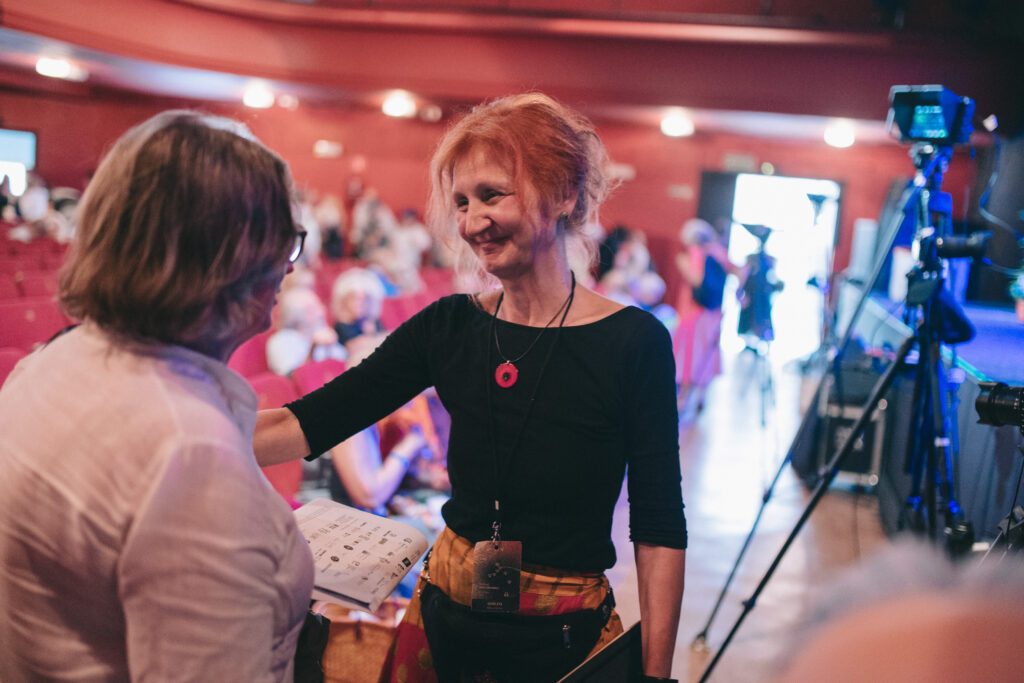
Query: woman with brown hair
0 111 314 681
256 93 686 682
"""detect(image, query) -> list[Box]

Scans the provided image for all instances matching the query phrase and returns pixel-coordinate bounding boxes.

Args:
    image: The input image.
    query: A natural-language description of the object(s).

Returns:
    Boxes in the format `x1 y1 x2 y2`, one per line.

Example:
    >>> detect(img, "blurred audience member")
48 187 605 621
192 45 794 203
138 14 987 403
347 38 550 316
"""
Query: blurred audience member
6 176 75 245
596 224 631 281
315 193 346 260
630 271 679 335
350 188 397 259
0 175 14 220
294 189 321 268
675 218 738 417
329 267 387 350
267 287 347 376
376 208 432 293
597 227 654 297
16 173 49 224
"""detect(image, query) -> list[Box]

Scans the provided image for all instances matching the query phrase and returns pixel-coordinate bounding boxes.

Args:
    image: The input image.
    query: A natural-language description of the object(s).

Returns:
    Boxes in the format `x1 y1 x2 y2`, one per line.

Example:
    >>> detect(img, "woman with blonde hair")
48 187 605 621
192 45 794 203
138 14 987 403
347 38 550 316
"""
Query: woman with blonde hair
0 111 314 681
256 93 686 682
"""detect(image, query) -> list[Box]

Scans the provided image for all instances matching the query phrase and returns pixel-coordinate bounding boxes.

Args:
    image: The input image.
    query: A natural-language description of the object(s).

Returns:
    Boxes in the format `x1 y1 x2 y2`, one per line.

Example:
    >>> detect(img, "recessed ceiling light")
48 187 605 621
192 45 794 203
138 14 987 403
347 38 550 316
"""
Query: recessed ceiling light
661 110 695 137
824 120 855 148
382 91 416 118
313 140 343 159
35 57 87 82
242 82 275 109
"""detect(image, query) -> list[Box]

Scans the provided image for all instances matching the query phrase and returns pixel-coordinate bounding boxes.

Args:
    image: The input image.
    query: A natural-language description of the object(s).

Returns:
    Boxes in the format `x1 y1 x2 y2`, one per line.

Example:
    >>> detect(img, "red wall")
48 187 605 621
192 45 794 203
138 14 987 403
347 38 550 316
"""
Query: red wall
1 87 976 279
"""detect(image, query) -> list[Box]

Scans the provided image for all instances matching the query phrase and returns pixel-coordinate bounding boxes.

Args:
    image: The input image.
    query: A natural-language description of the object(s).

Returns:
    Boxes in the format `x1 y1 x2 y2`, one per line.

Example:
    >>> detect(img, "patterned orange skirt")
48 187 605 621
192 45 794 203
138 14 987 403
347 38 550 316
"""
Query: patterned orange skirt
377 527 623 682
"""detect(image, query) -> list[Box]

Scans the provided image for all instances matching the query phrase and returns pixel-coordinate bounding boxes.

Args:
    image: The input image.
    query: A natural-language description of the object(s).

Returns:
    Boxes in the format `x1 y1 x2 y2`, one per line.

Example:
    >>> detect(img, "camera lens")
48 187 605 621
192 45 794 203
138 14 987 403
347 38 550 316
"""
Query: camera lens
975 382 1024 428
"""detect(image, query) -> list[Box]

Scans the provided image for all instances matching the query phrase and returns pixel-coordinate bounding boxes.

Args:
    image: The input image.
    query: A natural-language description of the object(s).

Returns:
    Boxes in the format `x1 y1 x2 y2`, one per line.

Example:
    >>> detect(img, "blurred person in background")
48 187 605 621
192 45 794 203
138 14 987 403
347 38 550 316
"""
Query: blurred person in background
675 217 738 417
266 286 347 376
329 267 388 354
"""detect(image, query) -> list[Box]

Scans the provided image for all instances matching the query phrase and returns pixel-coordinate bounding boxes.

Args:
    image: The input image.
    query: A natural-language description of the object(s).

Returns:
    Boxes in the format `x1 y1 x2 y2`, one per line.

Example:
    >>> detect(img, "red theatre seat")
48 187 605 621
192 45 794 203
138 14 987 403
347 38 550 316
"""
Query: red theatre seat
0 298 73 352
291 357 346 396
14 271 59 298
227 330 272 378
247 371 303 505
0 276 20 300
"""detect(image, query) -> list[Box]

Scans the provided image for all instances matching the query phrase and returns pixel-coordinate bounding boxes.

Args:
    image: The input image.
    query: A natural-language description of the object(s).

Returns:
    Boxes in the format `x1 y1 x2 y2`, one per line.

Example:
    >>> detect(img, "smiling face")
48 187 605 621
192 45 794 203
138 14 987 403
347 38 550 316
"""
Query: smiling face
451 146 561 282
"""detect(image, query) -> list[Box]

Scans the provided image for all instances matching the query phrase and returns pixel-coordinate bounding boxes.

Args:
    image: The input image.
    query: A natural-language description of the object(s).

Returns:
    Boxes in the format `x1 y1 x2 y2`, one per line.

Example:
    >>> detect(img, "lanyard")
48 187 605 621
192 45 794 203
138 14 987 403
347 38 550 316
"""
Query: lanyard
484 273 575 540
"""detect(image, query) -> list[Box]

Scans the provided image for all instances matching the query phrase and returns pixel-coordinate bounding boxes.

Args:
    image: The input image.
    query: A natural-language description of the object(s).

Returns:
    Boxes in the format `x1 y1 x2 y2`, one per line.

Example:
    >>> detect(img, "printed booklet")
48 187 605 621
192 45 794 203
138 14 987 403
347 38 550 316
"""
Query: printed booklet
294 498 429 613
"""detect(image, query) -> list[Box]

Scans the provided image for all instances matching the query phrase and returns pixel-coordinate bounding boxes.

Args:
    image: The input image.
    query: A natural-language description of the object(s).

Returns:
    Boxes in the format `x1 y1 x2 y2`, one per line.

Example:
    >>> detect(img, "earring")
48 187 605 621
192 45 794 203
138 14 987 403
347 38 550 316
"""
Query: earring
558 212 569 225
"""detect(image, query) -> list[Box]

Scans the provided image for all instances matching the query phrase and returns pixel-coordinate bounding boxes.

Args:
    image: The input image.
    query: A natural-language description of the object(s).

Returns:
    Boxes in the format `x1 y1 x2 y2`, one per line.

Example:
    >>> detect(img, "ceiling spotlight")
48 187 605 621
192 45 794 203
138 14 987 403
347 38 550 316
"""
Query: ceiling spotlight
660 110 695 137
242 82 275 109
35 57 87 82
824 120 855 148
313 139 343 159
382 91 416 118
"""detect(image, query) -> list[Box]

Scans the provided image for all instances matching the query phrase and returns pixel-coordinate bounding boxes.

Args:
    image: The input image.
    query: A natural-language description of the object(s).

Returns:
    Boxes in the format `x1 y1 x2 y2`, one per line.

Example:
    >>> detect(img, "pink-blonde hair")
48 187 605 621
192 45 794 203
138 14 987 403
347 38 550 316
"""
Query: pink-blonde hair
427 93 615 290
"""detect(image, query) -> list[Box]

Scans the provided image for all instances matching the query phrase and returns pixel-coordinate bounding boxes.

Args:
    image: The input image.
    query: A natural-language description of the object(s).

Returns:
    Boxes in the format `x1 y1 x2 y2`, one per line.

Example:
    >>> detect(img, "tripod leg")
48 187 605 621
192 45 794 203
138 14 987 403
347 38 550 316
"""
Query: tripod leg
925 337 967 545
698 335 915 682
925 344 939 539
900 342 931 534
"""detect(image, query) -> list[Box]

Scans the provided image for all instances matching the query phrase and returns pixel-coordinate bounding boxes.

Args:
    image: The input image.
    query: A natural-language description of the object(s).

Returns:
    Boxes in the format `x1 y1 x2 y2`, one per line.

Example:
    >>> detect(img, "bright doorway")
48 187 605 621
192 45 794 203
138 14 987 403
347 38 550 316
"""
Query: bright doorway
720 173 842 368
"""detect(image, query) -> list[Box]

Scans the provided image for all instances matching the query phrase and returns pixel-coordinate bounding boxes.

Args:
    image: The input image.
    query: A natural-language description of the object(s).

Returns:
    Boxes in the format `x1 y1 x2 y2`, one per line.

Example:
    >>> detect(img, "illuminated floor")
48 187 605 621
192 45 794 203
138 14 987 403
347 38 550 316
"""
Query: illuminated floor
607 349 890 683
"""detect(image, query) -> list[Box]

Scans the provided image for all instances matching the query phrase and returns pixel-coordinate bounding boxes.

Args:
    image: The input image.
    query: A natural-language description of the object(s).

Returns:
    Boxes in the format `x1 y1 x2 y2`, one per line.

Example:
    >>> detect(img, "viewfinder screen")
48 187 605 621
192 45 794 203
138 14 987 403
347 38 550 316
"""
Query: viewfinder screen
908 105 948 141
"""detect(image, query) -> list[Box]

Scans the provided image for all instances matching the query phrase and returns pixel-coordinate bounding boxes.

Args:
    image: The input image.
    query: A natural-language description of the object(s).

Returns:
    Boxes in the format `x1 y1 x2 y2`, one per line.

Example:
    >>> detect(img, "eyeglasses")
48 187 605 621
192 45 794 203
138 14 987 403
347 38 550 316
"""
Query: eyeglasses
288 230 307 264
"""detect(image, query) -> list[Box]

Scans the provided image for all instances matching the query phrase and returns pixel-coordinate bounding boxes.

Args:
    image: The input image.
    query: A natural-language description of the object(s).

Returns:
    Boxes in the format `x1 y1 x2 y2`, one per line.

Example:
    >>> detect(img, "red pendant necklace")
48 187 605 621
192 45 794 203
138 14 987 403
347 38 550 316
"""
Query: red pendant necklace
491 273 575 388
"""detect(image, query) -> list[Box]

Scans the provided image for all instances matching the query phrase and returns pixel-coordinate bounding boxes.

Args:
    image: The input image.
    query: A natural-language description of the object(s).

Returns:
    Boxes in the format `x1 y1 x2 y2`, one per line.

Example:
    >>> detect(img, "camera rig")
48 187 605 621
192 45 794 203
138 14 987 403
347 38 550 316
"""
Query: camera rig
696 85 991 681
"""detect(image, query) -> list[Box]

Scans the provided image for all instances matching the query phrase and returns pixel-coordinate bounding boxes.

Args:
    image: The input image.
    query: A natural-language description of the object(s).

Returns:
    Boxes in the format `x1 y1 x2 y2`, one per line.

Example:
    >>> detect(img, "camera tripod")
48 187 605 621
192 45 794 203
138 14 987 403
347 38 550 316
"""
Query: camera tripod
696 142 974 681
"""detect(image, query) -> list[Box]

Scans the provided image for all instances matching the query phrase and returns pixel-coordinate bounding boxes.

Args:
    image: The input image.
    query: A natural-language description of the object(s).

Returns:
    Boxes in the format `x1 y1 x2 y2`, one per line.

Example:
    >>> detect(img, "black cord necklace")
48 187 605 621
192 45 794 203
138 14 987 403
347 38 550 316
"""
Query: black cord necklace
491 272 576 388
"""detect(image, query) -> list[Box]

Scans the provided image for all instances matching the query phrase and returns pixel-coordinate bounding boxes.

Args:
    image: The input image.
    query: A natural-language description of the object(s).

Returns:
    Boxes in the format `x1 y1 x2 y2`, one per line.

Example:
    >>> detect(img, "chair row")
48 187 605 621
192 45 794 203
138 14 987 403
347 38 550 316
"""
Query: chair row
0 270 59 300
246 361 348 506
0 297 75 353
1 239 69 272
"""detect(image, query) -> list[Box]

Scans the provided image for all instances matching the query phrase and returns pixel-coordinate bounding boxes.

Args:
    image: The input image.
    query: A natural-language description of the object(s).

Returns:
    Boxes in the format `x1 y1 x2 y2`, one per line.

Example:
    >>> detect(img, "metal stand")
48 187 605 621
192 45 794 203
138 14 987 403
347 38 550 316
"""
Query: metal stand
977 438 1024 565
695 144 973 679
698 335 914 682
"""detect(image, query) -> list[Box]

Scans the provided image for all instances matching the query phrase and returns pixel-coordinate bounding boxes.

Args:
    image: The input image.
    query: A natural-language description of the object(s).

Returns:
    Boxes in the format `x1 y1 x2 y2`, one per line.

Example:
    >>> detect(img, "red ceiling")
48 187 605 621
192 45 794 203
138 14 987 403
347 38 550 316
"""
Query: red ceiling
0 0 1020 132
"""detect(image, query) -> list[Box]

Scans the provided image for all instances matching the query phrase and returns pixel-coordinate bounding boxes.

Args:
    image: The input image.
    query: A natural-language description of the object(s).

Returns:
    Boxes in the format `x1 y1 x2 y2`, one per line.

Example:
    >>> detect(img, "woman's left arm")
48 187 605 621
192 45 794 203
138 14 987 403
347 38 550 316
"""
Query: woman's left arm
623 315 688 679
635 543 686 678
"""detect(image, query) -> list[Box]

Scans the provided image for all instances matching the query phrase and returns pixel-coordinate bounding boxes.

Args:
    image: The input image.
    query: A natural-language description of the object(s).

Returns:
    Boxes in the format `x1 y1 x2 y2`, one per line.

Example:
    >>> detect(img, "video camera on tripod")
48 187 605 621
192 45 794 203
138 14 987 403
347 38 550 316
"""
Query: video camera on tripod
888 86 990 280
694 84 997 681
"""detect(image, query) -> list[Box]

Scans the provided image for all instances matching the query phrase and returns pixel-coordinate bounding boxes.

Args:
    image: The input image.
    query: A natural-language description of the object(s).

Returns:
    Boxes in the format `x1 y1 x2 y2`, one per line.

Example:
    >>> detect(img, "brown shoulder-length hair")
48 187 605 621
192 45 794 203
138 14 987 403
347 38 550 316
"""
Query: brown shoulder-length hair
59 110 298 351
426 93 616 291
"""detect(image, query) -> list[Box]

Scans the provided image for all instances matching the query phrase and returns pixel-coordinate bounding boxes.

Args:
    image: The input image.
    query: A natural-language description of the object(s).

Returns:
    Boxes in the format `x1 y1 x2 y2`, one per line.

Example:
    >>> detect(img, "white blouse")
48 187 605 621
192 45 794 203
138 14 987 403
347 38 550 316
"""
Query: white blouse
0 323 314 682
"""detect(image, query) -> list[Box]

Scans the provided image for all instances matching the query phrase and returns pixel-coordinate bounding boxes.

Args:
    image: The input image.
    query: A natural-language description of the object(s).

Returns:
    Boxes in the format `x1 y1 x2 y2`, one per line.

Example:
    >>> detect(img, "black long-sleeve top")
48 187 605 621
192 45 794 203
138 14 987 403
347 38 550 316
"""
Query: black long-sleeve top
287 294 686 571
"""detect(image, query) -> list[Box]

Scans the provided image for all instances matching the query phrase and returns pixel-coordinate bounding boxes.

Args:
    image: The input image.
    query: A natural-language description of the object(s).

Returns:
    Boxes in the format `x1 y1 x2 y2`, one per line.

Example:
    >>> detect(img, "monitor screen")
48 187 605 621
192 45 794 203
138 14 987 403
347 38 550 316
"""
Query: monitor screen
0 128 37 196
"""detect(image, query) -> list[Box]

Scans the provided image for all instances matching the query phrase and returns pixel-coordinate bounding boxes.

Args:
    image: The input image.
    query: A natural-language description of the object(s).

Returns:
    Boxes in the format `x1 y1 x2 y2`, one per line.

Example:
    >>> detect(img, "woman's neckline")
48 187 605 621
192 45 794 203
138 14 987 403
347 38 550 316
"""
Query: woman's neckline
469 294 633 329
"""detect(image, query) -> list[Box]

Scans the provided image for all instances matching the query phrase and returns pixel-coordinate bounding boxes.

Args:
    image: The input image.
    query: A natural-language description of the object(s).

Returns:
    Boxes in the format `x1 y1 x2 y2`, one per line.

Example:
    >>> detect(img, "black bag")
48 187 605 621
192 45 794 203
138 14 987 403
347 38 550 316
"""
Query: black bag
293 609 331 683
418 582 614 683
